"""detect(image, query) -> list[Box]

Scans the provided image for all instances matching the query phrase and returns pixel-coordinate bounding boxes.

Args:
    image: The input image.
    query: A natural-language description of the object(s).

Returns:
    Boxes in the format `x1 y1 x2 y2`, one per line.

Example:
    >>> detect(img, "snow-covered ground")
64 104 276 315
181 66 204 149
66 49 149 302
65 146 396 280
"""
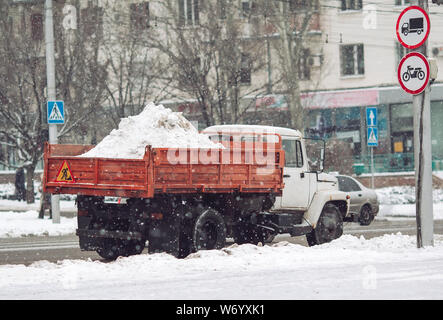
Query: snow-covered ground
1 184 443 299
376 186 443 205
0 199 76 213
375 186 443 219
0 210 76 238
0 233 442 299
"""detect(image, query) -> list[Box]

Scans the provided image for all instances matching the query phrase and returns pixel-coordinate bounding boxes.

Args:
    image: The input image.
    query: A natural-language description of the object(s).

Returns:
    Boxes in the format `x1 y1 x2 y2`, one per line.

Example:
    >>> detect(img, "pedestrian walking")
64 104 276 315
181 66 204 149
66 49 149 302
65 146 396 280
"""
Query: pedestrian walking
14 168 25 201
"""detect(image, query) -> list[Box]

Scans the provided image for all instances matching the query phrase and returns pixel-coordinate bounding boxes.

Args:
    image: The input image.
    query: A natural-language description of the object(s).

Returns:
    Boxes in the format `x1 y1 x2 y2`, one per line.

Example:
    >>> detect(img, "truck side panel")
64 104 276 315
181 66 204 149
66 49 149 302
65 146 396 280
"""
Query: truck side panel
43 142 284 198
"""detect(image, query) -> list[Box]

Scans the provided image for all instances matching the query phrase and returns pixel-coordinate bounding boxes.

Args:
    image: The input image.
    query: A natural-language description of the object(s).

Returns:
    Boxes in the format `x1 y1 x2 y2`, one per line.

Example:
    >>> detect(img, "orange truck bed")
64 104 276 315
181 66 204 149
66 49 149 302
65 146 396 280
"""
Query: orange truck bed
43 135 285 199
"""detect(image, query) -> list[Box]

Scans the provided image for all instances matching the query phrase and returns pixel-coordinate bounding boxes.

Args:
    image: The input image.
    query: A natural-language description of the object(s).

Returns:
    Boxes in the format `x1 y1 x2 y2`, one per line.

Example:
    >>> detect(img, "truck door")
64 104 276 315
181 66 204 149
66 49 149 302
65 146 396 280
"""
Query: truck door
279 138 311 209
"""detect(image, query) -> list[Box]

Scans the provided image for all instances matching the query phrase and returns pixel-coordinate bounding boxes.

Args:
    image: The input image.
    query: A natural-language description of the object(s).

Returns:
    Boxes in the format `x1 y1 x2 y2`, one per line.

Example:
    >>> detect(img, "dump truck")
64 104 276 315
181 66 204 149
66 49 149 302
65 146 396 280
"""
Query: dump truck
43 125 349 260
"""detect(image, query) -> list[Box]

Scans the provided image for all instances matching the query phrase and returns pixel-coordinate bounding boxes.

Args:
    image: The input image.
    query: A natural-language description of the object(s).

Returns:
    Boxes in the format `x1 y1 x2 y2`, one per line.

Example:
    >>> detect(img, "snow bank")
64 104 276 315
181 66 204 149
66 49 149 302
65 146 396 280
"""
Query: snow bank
0 183 14 199
0 211 77 238
1 234 443 299
80 103 221 159
0 199 77 214
375 186 443 219
376 186 443 205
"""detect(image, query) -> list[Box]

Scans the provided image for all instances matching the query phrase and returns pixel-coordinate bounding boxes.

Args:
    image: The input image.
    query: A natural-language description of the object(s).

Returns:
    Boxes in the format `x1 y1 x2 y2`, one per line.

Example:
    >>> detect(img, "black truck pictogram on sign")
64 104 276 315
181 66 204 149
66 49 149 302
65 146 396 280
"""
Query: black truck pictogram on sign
402 18 424 36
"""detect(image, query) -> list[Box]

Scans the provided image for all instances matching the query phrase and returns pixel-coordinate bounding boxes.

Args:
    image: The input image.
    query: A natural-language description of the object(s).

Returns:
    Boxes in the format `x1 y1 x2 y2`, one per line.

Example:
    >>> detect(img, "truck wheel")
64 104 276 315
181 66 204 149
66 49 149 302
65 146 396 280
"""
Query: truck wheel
359 205 374 226
306 203 343 247
192 208 226 251
96 239 121 260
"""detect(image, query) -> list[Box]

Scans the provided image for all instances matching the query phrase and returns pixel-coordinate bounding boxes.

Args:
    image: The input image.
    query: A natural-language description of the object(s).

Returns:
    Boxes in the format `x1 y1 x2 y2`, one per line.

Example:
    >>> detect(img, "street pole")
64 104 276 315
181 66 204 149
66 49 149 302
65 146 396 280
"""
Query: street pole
412 0 433 247
45 0 60 224
370 147 374 189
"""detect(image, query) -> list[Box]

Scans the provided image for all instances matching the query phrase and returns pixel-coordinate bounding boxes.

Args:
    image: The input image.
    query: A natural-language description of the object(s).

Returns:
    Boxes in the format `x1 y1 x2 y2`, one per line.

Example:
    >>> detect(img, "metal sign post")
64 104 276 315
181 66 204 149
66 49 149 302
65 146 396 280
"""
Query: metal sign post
45 0 60 224
366 108 378 189
397 0 434 247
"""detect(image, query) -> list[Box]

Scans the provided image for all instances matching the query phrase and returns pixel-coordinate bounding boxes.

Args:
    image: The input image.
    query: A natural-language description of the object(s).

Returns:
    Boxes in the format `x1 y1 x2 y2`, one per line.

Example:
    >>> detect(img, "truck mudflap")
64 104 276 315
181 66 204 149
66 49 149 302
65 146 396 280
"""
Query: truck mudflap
76 229 143 251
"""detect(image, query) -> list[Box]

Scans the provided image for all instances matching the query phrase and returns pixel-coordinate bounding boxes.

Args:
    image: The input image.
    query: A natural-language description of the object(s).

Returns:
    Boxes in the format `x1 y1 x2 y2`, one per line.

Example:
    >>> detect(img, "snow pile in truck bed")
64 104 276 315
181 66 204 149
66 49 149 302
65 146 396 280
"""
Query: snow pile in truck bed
79 103 221 159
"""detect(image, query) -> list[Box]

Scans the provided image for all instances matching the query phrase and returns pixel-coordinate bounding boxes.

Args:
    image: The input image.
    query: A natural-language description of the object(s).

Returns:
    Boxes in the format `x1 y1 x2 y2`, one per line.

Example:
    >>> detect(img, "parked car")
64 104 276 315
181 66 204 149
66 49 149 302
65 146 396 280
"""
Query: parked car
333 174 379 226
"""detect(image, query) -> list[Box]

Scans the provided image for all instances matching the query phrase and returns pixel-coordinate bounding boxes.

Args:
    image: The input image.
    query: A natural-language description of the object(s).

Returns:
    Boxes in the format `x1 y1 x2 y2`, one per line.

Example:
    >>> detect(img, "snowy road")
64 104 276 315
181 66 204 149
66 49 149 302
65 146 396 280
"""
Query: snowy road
1 219 442 266
0 233 442 299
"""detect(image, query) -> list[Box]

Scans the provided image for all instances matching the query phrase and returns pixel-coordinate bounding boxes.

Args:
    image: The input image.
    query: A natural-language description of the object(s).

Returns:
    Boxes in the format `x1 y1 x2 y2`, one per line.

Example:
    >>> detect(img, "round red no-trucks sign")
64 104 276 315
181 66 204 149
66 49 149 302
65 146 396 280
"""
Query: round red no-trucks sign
398 52 429 95
396 6 430 49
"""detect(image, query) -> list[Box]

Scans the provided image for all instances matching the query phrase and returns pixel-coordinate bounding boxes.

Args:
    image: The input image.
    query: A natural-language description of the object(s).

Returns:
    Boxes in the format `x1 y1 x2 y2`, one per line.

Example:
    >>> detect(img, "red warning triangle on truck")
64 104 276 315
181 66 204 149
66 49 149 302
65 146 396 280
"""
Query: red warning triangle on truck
55 160 75 183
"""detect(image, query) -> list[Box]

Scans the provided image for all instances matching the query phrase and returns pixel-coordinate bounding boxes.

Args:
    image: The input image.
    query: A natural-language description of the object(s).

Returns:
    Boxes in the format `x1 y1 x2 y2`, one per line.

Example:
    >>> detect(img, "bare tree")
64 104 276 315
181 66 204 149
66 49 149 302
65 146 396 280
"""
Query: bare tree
100 2 170 129
54 0 109 145
259 0 321 130
0 3 49 203
0 1 108 202
147 0 267 126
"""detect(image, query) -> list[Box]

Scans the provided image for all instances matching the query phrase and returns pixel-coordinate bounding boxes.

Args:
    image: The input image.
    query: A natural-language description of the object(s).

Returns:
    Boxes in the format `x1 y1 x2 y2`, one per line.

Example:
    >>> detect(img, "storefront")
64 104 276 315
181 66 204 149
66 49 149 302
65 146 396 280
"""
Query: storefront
164 84 443 173
255 84 443 173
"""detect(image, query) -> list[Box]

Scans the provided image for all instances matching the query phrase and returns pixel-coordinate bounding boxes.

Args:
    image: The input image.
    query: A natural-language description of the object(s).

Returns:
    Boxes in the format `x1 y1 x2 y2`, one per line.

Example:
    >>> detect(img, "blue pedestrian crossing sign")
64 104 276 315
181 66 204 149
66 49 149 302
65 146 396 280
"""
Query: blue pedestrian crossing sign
366 107 377 127
367 127 378 147
47 101 64 124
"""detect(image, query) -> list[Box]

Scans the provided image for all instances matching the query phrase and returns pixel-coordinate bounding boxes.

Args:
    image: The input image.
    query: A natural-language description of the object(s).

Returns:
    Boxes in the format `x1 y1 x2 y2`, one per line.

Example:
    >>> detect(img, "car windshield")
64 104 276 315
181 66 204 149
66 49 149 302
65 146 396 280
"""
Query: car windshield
337 176 362 192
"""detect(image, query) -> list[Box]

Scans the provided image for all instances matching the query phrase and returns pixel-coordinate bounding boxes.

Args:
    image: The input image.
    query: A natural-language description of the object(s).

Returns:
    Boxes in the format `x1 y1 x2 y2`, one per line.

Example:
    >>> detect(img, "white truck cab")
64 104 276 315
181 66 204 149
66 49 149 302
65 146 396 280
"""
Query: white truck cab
203 124 350 246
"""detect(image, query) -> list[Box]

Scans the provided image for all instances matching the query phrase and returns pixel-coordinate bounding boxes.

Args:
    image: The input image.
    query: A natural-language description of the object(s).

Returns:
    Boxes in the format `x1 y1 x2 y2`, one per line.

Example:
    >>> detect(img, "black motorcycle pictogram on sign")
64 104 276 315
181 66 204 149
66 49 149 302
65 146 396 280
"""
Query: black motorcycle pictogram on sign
402 65 425 82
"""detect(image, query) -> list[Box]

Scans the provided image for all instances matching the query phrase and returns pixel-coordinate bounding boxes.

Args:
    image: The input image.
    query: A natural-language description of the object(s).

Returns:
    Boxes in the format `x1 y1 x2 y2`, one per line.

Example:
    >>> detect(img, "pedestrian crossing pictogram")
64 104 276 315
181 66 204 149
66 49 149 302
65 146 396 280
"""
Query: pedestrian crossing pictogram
367 127 378 147
55 160 75 183
47 101 65 124
48 103 63 121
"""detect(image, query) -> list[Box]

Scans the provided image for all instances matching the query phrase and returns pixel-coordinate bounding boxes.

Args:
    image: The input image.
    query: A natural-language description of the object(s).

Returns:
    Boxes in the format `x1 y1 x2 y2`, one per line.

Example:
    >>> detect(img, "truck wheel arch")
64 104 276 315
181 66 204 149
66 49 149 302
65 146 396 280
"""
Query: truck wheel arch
304 191 349 228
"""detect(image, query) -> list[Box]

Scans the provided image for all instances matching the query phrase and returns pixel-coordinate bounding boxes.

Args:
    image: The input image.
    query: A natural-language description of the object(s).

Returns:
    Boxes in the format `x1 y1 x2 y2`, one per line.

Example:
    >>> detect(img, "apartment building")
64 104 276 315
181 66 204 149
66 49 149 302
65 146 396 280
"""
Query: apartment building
2 0 443 175
305 0 443 173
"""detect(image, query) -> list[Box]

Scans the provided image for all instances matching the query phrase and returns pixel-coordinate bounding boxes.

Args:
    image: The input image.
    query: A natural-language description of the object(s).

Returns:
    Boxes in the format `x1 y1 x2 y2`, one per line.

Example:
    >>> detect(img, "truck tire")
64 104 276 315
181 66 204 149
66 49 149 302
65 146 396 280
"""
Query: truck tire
96 239 121 260
306 203 343 247
359 205 375 226
192 208 226 251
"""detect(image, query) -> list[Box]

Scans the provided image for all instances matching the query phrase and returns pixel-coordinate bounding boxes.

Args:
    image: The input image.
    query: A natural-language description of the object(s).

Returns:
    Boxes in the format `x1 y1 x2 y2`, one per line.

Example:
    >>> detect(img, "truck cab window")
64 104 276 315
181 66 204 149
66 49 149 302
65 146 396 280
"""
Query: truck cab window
282 139 303 168
282 140 297 167
296 140 303 168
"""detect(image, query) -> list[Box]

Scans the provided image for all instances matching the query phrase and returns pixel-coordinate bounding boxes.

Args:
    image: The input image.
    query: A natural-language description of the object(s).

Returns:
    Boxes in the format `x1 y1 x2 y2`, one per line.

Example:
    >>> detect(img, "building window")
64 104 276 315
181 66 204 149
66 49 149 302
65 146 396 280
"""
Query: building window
340 44 364 76
299 48 311 80
341 0 363 11
31 14 43 41
241 1 250 18
130 2 150 31
178 0 199 26
241 1 257 18
289 0 314 11
390 103 414 155
240 53 252 85
81 6 104 37
395 0 411 5
218 0 227 19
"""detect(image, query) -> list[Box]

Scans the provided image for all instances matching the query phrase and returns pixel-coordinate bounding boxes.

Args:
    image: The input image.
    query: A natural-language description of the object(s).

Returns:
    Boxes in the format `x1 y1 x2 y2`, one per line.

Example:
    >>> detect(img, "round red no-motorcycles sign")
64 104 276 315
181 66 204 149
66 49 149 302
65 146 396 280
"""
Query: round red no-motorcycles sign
397 52 429 95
